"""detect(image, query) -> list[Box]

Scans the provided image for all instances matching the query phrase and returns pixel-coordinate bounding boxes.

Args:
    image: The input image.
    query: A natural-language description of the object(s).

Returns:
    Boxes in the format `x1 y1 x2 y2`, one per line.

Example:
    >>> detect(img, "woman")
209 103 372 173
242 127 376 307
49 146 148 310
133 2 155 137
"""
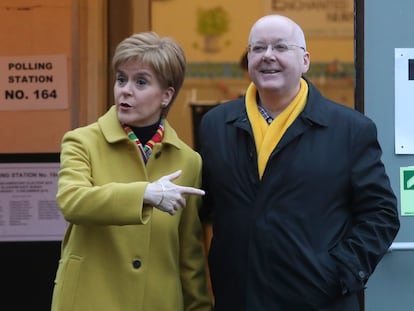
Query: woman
51 32 212 311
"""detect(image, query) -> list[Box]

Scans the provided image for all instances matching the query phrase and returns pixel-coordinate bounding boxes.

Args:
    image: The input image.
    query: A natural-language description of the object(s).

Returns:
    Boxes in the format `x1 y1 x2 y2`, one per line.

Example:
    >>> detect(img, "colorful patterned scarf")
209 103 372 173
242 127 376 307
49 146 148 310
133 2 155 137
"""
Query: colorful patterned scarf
123 120 164 164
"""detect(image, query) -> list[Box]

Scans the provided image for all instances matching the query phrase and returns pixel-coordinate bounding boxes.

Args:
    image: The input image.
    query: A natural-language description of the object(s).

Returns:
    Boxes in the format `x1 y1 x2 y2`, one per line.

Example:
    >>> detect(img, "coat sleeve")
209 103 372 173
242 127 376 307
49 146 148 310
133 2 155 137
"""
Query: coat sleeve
178 154 213 311
57 130 152 225
329 118 400 294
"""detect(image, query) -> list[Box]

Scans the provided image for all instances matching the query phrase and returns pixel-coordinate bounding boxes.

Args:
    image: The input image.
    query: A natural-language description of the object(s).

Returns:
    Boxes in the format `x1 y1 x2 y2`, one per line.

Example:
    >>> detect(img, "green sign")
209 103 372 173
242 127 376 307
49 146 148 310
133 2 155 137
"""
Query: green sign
403 170 414 190
400 167 414 216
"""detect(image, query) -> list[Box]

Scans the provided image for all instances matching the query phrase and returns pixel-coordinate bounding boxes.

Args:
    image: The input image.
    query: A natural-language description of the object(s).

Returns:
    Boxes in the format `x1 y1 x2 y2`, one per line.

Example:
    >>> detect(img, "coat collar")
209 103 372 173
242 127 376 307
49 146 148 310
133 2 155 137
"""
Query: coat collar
224 79 330 130
299 79 330 128
97 105 182 150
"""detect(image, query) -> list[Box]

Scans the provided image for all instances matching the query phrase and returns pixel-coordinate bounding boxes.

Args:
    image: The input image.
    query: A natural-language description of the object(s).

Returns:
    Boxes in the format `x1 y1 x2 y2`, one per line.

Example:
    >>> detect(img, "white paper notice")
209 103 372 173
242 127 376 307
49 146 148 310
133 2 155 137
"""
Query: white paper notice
0 163 66 241
395 48 414 154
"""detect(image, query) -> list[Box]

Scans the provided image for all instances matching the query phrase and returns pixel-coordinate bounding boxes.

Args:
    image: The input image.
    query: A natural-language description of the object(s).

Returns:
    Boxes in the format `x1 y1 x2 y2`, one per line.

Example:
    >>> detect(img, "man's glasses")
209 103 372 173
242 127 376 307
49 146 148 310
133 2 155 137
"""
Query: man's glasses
248 43 305 54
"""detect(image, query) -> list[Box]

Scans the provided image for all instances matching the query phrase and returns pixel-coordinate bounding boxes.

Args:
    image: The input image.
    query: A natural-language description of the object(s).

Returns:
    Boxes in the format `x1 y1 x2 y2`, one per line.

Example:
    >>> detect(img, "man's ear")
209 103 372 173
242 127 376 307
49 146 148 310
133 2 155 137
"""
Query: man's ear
302 51 311 73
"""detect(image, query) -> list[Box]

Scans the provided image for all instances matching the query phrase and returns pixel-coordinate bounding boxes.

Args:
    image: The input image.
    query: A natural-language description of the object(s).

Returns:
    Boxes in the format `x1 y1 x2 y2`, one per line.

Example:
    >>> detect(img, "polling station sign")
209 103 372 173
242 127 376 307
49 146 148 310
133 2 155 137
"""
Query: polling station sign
0 54 68 111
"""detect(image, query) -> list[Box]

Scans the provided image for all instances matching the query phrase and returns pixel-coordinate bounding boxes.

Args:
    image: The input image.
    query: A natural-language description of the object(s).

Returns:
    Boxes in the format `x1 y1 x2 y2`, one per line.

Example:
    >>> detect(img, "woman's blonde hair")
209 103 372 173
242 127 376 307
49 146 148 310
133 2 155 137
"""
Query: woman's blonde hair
112 31 186 116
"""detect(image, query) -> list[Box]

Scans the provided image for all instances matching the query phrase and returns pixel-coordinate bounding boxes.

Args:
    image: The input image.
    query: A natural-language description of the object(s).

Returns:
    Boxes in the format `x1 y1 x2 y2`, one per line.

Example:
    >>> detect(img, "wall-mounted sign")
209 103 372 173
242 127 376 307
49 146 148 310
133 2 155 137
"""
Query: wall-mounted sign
0 54 68 111
263 0 354 38
400 166 414 216
395 48 414 154
0 162 66 241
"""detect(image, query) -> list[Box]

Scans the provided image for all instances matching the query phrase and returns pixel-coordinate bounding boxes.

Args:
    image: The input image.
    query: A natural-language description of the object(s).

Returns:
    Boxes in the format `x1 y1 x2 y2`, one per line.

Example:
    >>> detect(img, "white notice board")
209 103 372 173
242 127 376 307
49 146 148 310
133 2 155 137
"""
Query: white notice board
0 162 66 241
395 48 414 154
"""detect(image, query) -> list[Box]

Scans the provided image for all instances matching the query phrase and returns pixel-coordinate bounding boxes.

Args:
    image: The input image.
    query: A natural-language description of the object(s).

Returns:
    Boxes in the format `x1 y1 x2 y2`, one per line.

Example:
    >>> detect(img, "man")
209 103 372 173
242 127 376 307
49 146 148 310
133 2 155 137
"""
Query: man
199 15 399 311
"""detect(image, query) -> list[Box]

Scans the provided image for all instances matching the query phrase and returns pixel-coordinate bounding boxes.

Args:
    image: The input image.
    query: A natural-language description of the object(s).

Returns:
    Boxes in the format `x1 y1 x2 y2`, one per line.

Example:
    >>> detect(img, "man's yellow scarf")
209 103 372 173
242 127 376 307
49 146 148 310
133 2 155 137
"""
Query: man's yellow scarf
246 78 308 179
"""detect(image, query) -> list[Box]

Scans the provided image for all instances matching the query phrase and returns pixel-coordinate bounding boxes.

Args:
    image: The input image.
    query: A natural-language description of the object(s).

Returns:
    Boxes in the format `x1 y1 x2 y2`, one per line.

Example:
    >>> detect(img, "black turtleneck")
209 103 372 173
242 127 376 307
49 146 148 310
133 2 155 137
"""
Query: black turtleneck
129 121 160 145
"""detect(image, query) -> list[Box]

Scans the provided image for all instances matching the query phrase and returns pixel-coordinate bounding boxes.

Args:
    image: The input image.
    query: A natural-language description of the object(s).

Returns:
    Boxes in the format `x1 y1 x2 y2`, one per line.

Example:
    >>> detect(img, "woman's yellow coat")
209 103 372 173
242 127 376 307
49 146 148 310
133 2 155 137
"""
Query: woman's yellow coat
51 106 212 311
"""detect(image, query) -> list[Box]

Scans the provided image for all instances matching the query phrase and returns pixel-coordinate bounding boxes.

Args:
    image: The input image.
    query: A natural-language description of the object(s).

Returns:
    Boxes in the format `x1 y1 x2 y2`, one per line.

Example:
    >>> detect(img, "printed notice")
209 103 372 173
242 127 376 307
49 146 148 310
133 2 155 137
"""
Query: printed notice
395 48 414 154
0 54 68 111
0 163 66 241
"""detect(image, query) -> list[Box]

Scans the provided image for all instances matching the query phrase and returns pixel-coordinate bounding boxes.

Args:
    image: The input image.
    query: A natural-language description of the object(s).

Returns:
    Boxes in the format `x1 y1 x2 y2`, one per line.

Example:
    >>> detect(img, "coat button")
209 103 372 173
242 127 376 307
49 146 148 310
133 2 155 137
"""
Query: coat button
358 271 365 279
132 260 141 269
